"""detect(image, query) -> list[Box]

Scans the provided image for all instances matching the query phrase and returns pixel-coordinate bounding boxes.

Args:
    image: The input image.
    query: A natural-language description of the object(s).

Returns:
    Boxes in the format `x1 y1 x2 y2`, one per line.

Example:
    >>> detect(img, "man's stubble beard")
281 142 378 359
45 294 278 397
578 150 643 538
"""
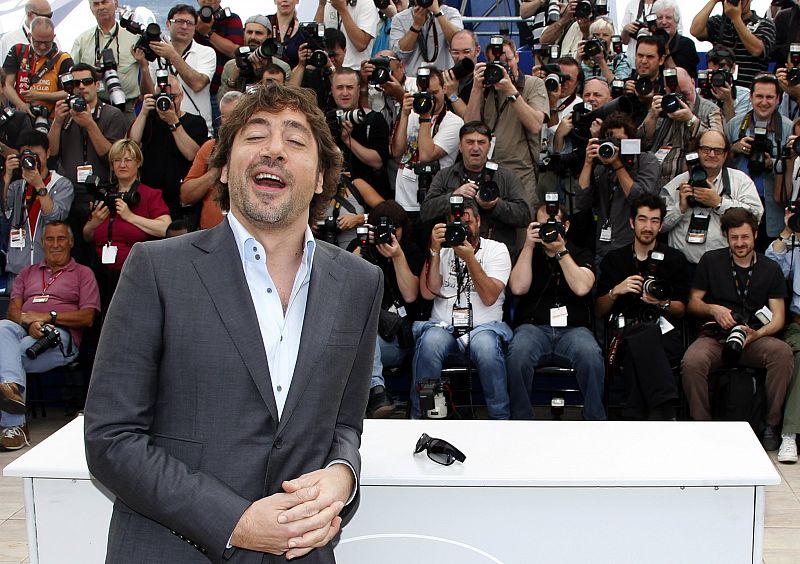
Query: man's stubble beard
229 171 306 229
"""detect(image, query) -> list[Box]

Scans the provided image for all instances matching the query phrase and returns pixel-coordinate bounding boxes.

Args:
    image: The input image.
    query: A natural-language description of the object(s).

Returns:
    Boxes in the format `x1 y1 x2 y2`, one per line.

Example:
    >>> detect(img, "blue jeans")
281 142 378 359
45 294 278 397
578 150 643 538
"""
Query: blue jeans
411 321 512 419
506 324 606 420
0 319 77 427
371 335 413 389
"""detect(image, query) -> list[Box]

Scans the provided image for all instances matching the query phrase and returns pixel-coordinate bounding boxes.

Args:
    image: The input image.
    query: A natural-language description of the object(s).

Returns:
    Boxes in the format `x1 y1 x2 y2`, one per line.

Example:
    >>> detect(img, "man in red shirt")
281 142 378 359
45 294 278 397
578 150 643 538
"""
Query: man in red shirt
0 221 100 450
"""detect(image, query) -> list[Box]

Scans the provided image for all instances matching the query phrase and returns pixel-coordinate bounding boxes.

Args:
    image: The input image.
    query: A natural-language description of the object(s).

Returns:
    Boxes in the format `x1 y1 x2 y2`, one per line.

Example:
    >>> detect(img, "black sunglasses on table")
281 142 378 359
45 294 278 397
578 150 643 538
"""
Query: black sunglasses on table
414 433 466 466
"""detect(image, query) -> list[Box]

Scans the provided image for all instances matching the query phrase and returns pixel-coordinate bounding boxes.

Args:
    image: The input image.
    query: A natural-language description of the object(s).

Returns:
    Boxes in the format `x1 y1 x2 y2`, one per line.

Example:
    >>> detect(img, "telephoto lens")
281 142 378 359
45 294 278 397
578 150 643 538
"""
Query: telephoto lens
597 139 618 160
722 325 748 365
544 73 561 92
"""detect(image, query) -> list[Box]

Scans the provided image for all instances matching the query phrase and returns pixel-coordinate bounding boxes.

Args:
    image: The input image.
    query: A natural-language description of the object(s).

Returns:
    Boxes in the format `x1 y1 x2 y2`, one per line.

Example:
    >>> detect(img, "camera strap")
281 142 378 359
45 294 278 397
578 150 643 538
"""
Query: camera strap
107 180 139 244
269 14 296 45
22 44 61 87
417 15 440 64
79 104 104 165
731 252 755 307
407 108 446 165
94 24 120 67
160 46 203 118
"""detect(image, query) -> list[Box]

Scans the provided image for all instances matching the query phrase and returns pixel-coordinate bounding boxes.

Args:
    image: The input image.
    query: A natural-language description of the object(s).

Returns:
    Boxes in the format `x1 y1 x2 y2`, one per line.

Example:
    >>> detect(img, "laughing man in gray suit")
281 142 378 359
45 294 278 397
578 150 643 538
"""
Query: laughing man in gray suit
84 83 383 563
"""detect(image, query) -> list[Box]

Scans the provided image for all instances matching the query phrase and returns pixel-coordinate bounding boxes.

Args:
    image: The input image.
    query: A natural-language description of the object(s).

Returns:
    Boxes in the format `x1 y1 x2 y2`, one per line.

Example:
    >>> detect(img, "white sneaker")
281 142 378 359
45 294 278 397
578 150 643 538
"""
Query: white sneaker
778 434 798 464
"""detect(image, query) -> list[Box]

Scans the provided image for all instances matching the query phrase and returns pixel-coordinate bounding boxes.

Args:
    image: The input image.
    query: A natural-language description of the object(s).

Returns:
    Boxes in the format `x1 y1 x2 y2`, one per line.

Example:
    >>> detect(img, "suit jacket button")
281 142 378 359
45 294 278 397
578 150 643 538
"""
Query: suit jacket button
273 438 282 449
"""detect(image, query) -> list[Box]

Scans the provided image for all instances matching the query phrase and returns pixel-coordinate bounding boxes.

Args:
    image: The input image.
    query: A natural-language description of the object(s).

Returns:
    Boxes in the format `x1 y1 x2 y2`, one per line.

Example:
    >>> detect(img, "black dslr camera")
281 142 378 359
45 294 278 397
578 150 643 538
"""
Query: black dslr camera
120 9 161 62
661 92 686 116
25 324 62 360
443 195 469 248
326 108 367 138
233 46 258 82
316 216 339 245
642 250 670 301
199 5 231 23
374 216 396 245
84 175 140 217
748 127 773 177
300 22 329 68
685 152 708 207
788 200 800 233
29 105 49 134
634 75 656 97
539 192 565 244
413 67 435 114
583 36 606 60
154 70 175 112
541 63 564 93
18 149 39 171
575 0 593 18
414 161 439 204
789 44 800 86
484 36 509 87
368 57 392 85
476 161 500 202
66 94 87 112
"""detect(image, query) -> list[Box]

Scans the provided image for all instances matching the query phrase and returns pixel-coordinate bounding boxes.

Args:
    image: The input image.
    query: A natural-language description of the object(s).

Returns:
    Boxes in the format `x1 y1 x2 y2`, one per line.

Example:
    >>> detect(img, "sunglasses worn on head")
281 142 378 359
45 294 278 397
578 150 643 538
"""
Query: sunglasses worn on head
414 433 466 466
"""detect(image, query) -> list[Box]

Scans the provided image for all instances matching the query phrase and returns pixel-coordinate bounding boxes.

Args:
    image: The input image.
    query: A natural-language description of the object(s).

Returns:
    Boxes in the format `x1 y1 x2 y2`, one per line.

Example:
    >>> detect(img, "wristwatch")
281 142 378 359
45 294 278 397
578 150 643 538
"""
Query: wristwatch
429 248 440 257
168 121 182 132
449 94 459 103
49 311 57 325
659 300 671 311
507 93 520 103
36 187 48 197
554 249 570 261
433 11 444 17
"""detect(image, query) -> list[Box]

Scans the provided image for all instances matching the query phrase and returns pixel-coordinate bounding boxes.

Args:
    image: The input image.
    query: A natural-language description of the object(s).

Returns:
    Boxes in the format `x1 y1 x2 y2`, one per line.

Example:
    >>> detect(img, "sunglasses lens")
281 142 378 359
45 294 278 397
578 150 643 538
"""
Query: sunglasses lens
414 433 430 454
427 440 455 466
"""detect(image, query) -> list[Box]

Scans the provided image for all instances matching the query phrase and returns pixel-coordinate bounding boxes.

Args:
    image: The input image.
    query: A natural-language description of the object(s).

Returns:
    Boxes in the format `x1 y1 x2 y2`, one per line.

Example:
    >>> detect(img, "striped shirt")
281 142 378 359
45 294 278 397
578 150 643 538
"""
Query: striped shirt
194 13 244 95
706 13 775 89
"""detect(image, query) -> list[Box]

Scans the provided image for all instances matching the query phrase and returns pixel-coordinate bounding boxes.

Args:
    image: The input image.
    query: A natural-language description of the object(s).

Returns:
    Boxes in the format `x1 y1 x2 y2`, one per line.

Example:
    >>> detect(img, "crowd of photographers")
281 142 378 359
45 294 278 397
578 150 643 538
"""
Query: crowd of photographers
4 0 800 463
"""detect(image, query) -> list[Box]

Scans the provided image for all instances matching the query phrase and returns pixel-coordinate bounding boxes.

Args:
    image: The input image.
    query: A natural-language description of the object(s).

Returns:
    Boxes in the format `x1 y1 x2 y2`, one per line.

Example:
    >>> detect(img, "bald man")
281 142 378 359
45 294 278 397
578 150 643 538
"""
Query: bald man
0 1 60 60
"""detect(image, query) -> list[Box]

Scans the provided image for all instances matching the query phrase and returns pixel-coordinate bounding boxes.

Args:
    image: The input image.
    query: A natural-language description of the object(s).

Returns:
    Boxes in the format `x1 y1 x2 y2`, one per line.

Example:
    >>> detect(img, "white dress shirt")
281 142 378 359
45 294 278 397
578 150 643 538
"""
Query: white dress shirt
228 211 316 419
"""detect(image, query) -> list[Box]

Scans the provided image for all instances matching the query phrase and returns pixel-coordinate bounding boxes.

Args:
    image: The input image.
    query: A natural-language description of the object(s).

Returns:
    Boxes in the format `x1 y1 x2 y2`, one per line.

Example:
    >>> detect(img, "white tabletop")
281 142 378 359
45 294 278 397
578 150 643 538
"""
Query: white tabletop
4 417 781 487
360 419 782 487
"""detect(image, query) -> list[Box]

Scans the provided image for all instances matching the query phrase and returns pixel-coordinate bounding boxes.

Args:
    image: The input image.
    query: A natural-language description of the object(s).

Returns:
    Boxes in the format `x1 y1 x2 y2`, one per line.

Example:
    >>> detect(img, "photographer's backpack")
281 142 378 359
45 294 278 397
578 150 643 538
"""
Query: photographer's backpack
710 367 767 436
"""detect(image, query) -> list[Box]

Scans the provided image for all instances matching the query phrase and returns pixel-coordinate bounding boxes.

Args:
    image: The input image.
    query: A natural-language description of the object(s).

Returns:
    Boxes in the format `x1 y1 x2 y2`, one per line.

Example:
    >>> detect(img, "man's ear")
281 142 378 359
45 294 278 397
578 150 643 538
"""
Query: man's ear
220 164 228 185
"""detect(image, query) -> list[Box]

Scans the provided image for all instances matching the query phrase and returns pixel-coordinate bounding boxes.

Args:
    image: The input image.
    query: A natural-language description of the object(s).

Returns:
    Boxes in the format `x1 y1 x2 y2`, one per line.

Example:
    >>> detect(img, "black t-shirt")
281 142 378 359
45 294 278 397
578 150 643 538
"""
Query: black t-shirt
668 34 699 80
514 241 594 328
693 248 787 325
138 112 209 216
338 111 390 197
597 242 689 324
360 240 428 320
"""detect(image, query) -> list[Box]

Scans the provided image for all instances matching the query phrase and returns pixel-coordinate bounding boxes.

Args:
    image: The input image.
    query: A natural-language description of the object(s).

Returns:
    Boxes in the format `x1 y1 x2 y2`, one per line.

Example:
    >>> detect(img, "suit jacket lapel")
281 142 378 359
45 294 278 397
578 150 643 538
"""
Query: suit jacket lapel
277 244 345 436
191 220 279 423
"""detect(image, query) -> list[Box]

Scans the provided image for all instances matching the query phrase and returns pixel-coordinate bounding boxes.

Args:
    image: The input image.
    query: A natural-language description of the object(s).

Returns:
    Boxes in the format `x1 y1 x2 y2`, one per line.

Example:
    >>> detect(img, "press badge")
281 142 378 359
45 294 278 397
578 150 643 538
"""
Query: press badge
76 165 93 183
102 244 118 264
550 306 568 327
10 228 25 248
452 306 472 338
401 166 417 181
599 221 612 242
32 295 49 304
686 212 711 244
654 146 672 164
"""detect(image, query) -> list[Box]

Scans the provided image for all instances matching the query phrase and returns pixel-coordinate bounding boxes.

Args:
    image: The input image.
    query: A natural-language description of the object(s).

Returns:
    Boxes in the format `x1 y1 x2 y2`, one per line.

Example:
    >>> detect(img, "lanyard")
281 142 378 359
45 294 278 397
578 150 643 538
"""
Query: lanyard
79 104 104 164
41 267 66 296
731 253 755 306
556 93 576 113
270 14 296 45
418 14 440 64
94 24 120 66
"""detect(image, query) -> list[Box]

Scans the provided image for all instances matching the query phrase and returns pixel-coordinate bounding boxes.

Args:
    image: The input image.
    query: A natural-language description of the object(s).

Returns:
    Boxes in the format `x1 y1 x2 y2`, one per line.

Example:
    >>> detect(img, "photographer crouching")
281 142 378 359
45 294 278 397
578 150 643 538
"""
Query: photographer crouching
420 121 530 256
353 201 427 417
683 208 792 452
82 139 171 311
0 221 99 450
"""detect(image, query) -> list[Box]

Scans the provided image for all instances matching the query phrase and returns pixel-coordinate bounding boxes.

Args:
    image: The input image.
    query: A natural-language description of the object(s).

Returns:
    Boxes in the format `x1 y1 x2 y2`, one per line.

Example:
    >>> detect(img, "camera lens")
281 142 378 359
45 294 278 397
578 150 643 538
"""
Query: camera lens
478 181 499 202
635 77 653 96
483 63 505 86
722 325 748 365
598 141 617 160
412 93 433 114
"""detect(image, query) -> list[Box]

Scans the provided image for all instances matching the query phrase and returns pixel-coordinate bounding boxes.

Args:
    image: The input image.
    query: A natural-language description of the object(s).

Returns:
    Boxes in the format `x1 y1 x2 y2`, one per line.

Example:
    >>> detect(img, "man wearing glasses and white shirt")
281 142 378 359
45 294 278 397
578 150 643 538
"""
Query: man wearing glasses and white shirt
0 0 61 61
136 4 216 137
660 130 763 265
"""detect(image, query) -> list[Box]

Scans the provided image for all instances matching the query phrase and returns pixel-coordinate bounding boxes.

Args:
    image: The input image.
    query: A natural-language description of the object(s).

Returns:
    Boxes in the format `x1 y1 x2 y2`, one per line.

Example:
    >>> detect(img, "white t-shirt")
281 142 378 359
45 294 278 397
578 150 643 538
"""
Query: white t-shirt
149 40 216 136
395 110 463 212
324 1 379 70
431 238 511 327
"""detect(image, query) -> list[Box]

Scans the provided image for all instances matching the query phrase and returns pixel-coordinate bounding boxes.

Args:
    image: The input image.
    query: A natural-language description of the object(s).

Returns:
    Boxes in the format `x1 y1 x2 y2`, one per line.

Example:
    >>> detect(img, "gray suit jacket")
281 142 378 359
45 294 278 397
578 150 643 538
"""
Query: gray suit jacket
84 219 383 564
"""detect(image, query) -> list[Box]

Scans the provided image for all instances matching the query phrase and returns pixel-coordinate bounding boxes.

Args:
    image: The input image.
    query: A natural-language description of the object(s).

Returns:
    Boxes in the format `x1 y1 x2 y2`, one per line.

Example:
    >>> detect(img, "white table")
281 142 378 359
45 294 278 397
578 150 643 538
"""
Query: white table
4 417 780 564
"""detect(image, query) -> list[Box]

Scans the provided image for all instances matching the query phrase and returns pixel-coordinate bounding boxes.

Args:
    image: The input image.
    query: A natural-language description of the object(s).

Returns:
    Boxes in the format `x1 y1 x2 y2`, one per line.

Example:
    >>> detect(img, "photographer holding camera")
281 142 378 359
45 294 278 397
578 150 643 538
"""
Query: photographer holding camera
537 56 583 138
661 130 763 265
763 206 800 462
0 221 99 450
391 66 462 224
620 0 657 67
683 208 792 452
441 29 480 116
464 36 548 206
216 15 293 102
698 46 752 122
576 18 632 83
353 201 426 418
135 5 217 137
82 139 171 308
329 67 391 198
2 16 72 117
315 0 380 70
651 0 698 79
691 0 775 89
506 196 605 421
576 112 660 261
539 0 602 60
420 121 530 255
726 73 791 240
70 0 140 124
596 193 689 420
129 75 208 218
2 130 72 285
389 0 463 77
413 196 512 419
642 66 723 189
289 27 346 114
47 64 126 263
